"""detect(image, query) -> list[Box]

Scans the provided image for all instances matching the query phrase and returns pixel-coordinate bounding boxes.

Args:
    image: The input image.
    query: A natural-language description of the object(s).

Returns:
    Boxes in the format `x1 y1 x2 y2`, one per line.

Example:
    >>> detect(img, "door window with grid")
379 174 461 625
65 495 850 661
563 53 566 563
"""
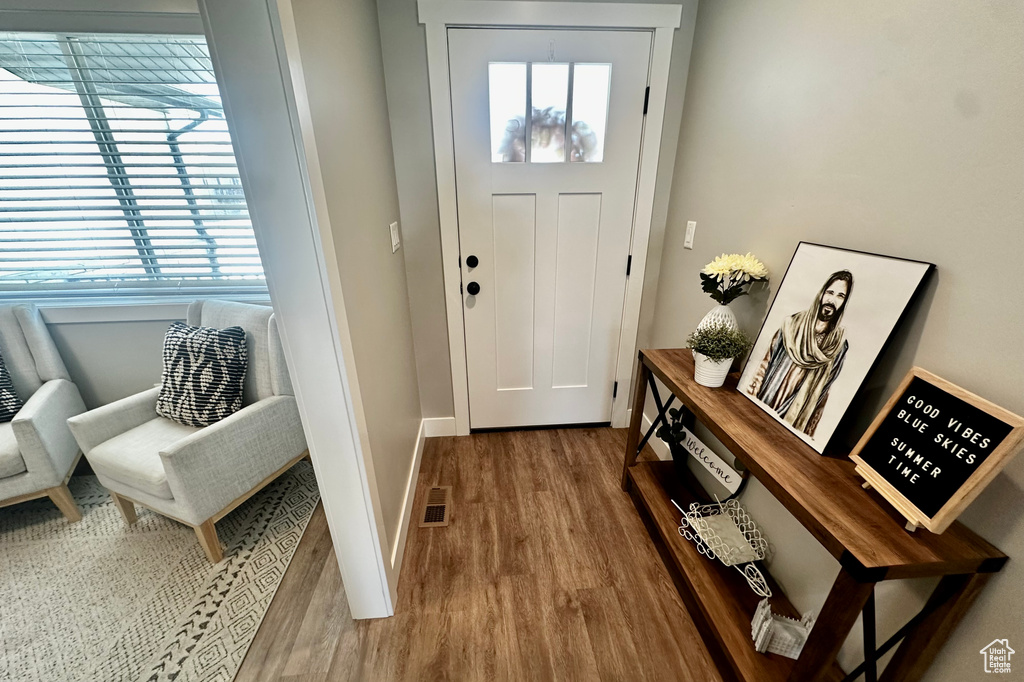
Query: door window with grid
0 32 265 299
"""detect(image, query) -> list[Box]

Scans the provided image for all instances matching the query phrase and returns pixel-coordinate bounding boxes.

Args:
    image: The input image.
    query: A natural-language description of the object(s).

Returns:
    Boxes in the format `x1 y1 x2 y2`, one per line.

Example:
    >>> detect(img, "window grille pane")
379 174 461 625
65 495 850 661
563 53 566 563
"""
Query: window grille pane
0 31 266 297
530 63 568 163
488 63 527 163
570 64 610 163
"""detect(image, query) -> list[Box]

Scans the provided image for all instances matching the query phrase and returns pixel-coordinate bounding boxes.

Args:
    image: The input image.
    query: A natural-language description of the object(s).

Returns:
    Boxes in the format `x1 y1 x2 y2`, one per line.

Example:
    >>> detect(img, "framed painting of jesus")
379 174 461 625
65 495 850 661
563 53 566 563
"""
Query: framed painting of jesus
737 243 934 454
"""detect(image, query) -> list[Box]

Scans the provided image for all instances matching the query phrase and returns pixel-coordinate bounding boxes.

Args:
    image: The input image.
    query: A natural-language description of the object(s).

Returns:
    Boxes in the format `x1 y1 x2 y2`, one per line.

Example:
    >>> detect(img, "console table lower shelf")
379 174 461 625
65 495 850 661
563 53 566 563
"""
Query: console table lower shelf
622 348 1006 682
628 460 845 682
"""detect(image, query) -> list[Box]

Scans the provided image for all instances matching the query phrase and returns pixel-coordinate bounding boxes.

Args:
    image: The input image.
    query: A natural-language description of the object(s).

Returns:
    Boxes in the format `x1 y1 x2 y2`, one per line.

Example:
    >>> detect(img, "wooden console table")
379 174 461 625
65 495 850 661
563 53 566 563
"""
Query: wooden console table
622 348 1007 682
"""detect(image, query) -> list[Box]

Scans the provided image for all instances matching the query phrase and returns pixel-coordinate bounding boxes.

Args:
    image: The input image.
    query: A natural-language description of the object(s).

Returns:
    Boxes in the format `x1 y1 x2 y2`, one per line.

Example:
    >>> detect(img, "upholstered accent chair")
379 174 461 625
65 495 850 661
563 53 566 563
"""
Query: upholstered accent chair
68 300 308 562
0 303 87 522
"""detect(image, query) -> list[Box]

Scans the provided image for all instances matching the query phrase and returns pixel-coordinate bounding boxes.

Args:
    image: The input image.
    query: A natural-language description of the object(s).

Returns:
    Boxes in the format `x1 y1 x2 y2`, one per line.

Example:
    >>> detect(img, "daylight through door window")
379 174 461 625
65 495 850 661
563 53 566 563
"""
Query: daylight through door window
488 62 611 164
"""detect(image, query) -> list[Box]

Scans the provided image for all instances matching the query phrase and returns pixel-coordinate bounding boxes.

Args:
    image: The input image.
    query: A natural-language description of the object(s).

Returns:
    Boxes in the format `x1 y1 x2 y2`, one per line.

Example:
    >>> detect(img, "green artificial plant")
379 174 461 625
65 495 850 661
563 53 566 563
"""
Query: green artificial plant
687 322 751 362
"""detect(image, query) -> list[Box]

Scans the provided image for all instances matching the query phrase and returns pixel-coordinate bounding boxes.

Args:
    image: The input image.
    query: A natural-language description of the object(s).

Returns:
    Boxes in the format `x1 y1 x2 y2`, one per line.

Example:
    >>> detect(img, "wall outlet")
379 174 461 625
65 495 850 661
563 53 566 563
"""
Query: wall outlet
684 220 696 249
389 221 400 253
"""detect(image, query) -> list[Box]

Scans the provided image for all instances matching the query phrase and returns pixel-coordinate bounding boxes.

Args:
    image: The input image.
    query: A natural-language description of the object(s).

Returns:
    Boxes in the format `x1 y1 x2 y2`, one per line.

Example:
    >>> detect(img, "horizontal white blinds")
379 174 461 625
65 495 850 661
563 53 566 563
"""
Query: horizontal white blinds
0 32 266 296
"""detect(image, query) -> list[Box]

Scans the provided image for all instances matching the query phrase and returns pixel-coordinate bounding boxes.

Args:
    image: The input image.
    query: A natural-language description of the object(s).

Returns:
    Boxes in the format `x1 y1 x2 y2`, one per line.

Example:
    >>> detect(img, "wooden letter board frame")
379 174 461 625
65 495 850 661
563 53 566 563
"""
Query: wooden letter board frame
850 367 1024 533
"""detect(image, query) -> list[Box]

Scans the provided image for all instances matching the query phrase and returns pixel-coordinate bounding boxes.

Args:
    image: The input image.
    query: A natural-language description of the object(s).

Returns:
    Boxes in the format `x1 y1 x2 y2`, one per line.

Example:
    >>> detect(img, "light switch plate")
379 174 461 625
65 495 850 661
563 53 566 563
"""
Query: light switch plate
684 220 696 249
390 221 400 253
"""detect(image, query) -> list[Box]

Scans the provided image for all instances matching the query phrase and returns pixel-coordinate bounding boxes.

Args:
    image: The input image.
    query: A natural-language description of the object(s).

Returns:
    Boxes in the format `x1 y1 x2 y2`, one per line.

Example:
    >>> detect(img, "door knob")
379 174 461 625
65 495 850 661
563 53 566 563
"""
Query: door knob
466 254 479 268
466 281 481 296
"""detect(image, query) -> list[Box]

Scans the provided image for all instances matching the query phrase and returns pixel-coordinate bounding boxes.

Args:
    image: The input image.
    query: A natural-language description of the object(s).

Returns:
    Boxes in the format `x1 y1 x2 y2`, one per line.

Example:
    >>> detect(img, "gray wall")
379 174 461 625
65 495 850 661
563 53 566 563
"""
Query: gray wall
48 318 173 409
291 0 423 551
375 0 699 418
650 0 1024 677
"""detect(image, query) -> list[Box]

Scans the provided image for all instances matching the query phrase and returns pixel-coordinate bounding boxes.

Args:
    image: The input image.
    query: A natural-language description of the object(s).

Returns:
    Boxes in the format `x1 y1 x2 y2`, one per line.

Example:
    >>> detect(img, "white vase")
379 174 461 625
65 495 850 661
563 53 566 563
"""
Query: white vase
697 303 738 331
692 350 733 388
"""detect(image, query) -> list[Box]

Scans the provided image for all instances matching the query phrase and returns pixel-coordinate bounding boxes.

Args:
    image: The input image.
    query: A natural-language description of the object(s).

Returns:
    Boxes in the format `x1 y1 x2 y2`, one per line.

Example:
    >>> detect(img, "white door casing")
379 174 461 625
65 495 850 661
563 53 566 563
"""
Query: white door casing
420 0 682 435
450 28 651 428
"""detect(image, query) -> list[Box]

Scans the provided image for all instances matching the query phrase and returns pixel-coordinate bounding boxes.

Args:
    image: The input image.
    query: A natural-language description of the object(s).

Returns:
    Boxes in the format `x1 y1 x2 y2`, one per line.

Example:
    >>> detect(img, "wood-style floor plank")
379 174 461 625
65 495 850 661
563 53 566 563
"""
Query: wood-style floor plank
281 541 350 681
237 428 724 682
235 501 336 682
578 586 644 682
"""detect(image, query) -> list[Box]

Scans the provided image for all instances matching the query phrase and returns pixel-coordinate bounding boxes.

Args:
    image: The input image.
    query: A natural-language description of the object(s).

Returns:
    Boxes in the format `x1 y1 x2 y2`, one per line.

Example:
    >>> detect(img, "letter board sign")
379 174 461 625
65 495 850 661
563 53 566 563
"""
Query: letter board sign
850 367 1024 533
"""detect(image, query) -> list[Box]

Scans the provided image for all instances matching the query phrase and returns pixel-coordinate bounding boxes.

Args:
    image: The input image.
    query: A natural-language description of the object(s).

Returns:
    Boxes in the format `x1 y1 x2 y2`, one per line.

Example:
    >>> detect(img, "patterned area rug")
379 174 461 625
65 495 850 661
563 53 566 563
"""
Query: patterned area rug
0 462 320 682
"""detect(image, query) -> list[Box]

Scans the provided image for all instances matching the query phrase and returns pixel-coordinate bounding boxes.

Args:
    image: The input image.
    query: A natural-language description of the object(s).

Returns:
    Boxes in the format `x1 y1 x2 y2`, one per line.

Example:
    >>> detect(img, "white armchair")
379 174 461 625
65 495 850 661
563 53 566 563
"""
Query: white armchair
0 303 87 522
68 300 307 562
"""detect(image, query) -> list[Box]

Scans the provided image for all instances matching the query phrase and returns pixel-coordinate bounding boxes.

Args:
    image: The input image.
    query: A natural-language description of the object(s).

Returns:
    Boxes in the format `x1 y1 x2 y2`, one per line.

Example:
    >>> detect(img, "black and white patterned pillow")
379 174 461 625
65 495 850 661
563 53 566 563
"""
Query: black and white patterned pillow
0 349 23 423
156 321 248 428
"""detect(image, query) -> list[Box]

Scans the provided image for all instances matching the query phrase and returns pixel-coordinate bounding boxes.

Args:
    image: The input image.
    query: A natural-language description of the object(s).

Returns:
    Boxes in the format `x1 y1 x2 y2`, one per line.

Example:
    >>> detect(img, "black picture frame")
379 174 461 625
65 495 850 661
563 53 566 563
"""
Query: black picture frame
737 242 935 455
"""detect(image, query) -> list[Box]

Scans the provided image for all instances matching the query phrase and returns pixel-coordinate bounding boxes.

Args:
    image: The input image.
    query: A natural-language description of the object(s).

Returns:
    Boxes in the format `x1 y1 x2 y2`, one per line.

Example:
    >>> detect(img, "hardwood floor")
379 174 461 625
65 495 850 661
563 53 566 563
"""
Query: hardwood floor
236 427 723 682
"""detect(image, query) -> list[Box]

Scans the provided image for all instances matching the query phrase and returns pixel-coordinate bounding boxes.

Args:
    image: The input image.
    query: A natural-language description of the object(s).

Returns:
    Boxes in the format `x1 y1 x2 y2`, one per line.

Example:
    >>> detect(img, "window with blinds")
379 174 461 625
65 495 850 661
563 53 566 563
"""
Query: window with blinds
0 32 266 298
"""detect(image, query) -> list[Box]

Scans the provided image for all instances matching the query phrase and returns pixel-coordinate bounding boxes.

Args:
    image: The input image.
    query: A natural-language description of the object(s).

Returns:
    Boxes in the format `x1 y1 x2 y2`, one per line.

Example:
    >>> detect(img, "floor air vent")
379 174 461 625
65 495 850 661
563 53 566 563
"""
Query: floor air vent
419 486 452 527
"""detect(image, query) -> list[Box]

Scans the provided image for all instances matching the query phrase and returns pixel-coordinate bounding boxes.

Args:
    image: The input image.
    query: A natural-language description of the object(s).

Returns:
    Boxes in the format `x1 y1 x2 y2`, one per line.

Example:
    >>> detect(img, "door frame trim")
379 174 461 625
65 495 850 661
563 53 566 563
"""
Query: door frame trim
419 0 682 435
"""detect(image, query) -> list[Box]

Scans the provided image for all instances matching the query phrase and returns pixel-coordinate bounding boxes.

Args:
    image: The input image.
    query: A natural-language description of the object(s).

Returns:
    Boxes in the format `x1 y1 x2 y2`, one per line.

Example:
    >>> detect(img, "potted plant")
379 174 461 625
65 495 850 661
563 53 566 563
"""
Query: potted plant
698 253 769 330
687 321 751 388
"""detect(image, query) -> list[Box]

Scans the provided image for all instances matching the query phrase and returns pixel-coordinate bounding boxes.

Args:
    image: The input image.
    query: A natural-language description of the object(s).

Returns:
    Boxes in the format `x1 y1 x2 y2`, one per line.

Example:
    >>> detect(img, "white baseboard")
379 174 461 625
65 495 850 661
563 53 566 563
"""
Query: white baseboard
389 418 427 595
422 416 457 437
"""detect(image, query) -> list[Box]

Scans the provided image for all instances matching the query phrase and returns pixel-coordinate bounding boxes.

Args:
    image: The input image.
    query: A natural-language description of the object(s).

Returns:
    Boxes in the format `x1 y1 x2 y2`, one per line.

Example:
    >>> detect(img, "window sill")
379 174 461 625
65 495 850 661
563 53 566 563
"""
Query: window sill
33 294 272 325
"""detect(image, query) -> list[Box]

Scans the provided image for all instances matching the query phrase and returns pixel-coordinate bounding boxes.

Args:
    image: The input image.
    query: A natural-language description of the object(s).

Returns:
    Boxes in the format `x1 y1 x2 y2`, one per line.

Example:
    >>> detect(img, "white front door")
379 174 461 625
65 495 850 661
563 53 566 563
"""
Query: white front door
449 28 651 429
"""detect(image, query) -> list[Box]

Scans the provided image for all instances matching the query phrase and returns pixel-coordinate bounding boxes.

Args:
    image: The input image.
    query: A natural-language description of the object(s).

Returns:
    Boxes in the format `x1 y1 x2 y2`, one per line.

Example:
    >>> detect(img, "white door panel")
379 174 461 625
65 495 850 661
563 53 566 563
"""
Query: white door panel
449 28 651 428
491 193 535 390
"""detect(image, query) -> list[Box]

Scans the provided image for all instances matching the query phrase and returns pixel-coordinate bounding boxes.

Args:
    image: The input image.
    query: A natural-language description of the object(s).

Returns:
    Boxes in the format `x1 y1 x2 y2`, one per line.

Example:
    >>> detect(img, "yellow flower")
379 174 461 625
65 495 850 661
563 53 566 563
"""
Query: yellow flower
703 254 734 281
736 252 769 280
703 253 768 282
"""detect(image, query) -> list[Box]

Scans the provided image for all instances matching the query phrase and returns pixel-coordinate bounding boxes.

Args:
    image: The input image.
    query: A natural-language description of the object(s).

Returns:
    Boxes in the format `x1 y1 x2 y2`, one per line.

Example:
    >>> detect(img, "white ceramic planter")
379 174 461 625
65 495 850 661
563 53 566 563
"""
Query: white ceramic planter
692 350 733 388
697 303 738 331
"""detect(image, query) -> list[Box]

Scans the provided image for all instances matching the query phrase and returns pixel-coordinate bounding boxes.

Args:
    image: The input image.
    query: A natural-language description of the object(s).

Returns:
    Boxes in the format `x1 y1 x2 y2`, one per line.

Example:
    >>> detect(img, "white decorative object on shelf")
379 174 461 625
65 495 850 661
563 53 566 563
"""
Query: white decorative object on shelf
697 303 739 331
751 598 815 659
692 350 733 388
672 497 772 597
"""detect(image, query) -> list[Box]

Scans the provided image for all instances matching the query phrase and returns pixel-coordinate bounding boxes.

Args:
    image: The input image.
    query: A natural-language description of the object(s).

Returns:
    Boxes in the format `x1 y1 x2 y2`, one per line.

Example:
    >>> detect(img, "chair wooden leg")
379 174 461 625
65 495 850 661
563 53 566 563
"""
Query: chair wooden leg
47 484 82 523
110 492 138 525
194 519 224 563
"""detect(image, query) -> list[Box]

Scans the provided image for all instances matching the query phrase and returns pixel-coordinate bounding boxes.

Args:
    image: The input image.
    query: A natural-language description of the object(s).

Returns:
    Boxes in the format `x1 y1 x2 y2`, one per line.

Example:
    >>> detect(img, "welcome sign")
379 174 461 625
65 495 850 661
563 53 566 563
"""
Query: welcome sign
679 426 743 495
850 367 1024 533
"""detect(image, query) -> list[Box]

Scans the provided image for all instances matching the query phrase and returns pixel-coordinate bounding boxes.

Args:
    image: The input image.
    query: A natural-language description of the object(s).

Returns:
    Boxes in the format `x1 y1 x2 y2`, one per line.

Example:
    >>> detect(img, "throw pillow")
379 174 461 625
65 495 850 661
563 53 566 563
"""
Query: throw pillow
0 349 23 423
156 321 248 428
